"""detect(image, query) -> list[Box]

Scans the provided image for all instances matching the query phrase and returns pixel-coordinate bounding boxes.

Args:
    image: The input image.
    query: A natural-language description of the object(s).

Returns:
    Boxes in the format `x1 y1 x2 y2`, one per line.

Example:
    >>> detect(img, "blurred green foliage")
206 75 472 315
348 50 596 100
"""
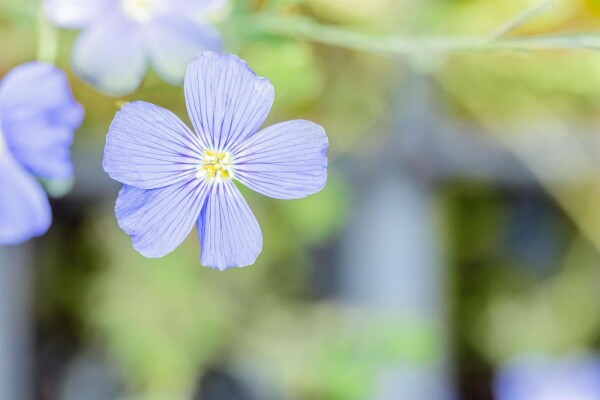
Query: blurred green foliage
4 0 600 398
442 52 600 121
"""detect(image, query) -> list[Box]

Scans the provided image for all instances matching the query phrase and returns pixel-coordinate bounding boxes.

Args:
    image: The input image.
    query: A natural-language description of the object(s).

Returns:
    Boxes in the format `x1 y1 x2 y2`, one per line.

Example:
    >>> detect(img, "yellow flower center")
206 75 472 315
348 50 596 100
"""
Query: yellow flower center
121 0 154 23
196 150 234 183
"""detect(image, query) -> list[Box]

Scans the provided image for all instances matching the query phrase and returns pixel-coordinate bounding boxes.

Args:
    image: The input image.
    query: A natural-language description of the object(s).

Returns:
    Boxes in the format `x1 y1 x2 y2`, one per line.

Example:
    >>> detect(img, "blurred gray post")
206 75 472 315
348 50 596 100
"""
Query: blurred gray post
339 72 453 400
0 245 32 400
340 171 451 399
337 63 600 398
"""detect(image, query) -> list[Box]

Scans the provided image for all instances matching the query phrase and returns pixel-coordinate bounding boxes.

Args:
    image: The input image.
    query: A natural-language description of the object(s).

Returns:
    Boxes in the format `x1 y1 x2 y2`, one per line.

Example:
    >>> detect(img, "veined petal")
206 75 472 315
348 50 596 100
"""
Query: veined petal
233 120 328 199
143 15 222 86
71 17 146 96
184 52 274 151
44 0 116 29
0 62 83 180
0 155 51 245
197 180 262 270
104 101 204 189
116 179 209 258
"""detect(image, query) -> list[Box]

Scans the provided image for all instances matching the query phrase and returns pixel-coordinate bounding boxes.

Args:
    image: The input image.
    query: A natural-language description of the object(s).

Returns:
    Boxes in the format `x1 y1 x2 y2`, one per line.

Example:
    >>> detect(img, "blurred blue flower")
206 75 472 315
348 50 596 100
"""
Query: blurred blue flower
44 0 226 96
103 52 328 270
495 354 600 400
0 62 84 245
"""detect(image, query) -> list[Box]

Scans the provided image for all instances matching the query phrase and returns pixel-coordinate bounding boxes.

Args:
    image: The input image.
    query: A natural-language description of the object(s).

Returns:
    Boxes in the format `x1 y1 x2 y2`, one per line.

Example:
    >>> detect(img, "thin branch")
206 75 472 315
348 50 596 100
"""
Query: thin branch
488 0 557 39
36 8 59 64
251 14 600 56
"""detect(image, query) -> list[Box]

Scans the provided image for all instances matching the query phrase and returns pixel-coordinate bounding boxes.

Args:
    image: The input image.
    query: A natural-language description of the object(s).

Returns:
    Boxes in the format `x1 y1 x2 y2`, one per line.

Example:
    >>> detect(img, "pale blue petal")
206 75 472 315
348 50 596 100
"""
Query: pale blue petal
5 123 74 179
143 15 222 85
103 101 204 189
0 62 83 179
44 0 116 28
197 180 262 270
169 0 228 16
121 0 226 19
116 179 209 258
232 120 328 199
184 52 274 151
0 62 83 126
495 356 600 400
71 17 146 96
0 155 51 245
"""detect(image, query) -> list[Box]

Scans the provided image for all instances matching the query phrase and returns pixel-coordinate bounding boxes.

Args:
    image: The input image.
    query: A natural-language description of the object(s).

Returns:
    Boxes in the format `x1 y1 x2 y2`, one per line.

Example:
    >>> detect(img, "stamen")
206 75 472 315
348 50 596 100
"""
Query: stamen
196 149 234 183
121 0 154 23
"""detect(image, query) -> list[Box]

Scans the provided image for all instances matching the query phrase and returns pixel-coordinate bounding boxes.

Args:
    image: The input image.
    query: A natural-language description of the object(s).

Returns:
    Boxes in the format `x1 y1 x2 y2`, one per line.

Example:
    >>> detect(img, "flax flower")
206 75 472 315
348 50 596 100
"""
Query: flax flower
0 62 83 244
44 0 225 95
103 52 328 270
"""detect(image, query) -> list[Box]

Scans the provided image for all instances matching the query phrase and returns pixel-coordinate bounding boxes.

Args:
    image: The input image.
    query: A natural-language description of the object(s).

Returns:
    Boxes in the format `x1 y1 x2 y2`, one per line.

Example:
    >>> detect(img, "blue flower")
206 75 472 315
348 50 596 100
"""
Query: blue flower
495 354 600 400
0 62 84 245
44 0 226 96
103 52 328 270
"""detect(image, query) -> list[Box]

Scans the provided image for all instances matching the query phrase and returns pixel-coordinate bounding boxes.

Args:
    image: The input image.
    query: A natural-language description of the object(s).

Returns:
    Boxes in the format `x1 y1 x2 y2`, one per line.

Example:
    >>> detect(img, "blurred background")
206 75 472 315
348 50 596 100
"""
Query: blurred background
3 0 600 399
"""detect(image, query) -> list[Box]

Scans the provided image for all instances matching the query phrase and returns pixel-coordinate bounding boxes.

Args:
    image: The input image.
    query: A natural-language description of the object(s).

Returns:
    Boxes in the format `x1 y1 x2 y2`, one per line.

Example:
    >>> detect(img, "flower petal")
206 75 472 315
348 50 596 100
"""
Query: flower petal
116 179 209 258
0 62 83 127
103 101 204 189
44 0 116 29
184 52 274 151
143 15 222 85
71 17 146 96
5 123 74 180
232 120 328 199
169 0 228 16
197 180 262 270
0 62 83 180
0 155 51 245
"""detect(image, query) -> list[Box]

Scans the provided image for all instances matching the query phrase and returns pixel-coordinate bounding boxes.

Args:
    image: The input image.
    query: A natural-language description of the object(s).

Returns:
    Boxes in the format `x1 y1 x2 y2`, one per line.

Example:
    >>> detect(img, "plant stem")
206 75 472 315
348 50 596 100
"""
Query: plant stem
488 0 556 39
252 14 600 56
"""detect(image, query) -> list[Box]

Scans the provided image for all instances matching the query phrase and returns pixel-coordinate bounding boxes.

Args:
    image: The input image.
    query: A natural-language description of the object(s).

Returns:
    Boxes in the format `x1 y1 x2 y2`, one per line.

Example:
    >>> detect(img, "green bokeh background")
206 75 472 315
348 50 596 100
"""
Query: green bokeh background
3 0 600 398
